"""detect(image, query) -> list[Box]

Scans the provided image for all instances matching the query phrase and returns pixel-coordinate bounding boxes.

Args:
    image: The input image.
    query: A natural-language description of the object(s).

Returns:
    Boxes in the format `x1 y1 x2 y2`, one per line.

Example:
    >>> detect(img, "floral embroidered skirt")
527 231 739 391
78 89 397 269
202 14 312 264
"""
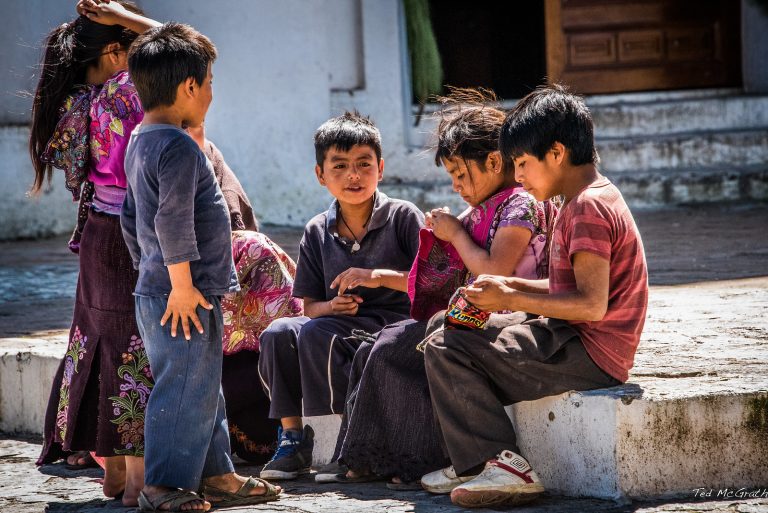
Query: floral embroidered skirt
38 210 152 464
219 231 303 463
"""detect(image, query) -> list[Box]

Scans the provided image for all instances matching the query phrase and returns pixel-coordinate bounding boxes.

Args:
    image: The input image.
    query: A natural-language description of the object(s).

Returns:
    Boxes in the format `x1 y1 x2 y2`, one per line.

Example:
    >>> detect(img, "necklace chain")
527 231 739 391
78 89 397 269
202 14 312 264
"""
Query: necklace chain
338 205 373 249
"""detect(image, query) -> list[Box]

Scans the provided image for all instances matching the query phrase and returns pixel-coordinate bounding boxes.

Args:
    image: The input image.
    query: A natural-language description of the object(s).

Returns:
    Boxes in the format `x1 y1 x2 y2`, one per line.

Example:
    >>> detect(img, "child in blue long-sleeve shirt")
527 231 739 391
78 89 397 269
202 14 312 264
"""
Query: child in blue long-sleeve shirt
121 22 281 512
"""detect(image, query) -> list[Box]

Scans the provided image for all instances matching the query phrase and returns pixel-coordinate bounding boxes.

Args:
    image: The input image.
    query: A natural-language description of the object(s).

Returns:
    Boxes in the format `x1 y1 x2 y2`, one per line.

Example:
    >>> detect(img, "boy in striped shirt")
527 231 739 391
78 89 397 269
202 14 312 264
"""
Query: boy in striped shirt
420 85 648 508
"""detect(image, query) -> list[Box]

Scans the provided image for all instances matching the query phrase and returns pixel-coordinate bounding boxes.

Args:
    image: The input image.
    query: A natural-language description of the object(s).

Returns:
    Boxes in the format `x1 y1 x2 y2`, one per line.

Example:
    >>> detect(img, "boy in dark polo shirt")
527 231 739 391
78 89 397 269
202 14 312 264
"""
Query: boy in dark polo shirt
420 85 648 508
257 112 424 480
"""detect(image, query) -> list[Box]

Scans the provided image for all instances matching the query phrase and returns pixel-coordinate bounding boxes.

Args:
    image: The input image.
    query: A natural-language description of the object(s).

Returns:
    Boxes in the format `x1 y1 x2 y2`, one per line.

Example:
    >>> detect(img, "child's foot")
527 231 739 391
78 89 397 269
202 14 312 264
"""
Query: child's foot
259 425 314 480
450 450 544 508
139 485 210 511
102 456 126 499
202 473 282 505
122 456 144 507
336 468 380 483
421 465 479 494
64 451 98 470
314 460 348 483
387 476 423 491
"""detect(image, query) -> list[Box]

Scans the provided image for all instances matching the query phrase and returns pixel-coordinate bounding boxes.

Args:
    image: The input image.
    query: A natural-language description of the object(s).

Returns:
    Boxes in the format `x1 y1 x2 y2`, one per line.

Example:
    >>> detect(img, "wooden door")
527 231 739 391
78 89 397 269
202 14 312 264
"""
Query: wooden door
545 0 742 94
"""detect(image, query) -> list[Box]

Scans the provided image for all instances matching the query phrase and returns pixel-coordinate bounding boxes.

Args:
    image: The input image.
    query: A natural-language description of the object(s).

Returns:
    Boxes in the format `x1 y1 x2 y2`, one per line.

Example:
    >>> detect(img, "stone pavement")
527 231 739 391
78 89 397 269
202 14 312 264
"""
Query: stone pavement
1 203 767 512
1 436 767 513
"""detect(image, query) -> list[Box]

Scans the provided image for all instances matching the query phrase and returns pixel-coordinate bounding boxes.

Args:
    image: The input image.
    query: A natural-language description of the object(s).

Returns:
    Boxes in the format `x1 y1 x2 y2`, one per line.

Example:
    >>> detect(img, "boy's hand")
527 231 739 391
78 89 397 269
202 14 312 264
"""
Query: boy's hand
429 208 463 242
331 268 380 295
464 274 515 312
328 294 363 316
77 0 130 26
160 285 213 340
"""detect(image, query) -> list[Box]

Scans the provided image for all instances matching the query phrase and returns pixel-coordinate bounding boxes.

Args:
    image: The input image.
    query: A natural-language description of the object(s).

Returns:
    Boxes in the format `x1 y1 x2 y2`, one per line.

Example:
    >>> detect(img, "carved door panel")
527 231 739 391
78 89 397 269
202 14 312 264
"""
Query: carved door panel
545 0 741 94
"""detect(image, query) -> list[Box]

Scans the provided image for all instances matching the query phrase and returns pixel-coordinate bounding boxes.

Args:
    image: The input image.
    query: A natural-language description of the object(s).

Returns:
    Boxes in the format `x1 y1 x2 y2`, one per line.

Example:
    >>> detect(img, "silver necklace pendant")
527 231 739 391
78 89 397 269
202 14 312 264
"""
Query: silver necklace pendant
351 241 361 253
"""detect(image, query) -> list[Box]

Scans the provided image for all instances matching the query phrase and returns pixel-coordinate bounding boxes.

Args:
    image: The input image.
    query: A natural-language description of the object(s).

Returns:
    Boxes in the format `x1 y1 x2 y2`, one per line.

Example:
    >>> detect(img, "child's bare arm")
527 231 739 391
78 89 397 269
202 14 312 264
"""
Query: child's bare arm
330 268 408 294
304 295 363 318
161 262 213 340
429 209 533 277
464 252 609 320
77 0 161 32
503 277 550 294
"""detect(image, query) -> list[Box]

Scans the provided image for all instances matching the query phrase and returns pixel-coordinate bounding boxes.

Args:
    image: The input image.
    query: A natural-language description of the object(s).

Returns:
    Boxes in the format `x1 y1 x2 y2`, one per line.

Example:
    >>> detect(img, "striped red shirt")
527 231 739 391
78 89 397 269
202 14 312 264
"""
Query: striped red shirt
549 178 648 382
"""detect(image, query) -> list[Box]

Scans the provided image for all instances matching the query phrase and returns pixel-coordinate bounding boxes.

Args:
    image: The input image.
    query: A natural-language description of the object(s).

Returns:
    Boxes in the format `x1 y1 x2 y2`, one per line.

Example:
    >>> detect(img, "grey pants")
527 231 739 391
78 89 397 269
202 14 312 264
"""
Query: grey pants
423 311 620 475
258 314 402 418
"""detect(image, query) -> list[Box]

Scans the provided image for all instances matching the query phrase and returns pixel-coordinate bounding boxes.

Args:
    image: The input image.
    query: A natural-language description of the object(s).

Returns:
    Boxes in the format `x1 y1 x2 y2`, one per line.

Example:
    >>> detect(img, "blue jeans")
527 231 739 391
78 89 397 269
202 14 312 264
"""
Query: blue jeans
135 295 235 490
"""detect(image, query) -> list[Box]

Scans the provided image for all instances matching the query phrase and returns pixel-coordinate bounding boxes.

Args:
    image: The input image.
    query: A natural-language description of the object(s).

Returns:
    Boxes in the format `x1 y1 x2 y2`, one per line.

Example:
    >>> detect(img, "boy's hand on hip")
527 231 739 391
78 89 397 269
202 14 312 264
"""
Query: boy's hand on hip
160 286 213 340
328 294 363 316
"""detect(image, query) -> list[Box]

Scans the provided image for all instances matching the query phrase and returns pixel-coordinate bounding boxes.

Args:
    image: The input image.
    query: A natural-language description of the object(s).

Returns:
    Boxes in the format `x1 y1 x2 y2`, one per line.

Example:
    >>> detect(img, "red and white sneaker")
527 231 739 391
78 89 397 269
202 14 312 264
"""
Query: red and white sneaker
450 450 544 508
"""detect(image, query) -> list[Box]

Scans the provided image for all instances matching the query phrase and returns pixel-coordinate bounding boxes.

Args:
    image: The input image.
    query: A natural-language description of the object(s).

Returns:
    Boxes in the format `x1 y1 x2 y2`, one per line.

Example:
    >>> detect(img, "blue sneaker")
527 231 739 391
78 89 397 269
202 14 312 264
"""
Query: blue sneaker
259 425 314 480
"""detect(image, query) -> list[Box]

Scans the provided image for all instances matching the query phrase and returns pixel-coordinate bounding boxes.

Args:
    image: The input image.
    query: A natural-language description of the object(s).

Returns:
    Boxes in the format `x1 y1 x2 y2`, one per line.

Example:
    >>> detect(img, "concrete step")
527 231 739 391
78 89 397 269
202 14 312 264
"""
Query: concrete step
384 163 768 210
3 278 766 500
590 92 768 138
399 91 768 207
597 129 768 174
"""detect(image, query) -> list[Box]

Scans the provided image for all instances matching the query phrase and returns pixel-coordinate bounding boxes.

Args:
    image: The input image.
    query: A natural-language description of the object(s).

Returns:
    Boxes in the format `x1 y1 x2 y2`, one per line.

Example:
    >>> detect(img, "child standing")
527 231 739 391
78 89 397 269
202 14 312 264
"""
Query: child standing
122 23 280 511
257 112 424 480
421 85 648 508
30 1 160 505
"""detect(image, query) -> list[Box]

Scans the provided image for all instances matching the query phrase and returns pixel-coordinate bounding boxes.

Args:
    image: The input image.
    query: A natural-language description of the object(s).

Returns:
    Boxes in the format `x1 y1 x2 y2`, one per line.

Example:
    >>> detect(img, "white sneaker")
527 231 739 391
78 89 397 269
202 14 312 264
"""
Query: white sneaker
421 465 479 494
450 450 544 508
314 461 347 483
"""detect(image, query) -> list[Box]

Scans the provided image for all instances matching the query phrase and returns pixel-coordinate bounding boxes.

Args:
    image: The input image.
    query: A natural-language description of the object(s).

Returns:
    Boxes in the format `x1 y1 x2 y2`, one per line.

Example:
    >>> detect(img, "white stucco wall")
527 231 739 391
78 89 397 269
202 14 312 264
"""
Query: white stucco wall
0 0 416 238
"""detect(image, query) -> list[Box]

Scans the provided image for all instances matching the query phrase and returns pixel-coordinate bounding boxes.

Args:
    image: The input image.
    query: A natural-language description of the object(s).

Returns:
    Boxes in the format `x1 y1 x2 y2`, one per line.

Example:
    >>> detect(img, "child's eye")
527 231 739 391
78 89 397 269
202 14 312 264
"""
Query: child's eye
456 174 465 180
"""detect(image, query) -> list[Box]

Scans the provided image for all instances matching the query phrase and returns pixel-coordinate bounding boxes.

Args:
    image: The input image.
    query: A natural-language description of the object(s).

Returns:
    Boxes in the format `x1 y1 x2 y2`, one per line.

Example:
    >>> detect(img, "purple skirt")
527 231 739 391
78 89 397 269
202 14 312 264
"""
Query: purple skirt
38 210 152 463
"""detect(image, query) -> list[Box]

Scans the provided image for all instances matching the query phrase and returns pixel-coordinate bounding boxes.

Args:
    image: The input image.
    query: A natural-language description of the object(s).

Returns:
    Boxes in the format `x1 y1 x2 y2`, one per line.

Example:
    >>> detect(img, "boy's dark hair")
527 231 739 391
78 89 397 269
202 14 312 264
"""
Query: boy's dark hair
314 111 382 167
500 84 598 167
128 22 217 111
434 87 510 175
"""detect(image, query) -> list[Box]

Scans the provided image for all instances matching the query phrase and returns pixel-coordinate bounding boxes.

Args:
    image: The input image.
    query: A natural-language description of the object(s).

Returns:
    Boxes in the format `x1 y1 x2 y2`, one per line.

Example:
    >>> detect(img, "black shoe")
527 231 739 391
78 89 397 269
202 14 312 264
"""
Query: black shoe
259 425 314 480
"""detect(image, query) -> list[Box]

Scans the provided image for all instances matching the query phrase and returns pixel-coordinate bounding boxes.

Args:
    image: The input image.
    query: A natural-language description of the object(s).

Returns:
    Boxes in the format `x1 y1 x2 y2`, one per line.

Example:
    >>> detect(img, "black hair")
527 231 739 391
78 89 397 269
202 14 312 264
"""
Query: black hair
128 22 217 112
433 87 509 175
499 84 598 167
29 1 142 194
314 111 382 168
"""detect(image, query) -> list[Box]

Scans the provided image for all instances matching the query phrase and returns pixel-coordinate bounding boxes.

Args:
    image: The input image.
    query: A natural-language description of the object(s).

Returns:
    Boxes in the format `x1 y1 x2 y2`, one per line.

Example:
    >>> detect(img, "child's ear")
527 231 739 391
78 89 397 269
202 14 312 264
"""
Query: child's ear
105 42 122 65
486 151 502 174
315 164 326 186
550 142 566 165
377 158 385 181
186 76 197 97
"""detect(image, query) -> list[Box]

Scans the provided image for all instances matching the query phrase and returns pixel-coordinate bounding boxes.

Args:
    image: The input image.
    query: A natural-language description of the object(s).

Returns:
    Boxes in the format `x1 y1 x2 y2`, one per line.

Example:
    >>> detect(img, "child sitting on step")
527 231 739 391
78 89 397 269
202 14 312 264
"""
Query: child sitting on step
420 85 649 508
256 111 424 480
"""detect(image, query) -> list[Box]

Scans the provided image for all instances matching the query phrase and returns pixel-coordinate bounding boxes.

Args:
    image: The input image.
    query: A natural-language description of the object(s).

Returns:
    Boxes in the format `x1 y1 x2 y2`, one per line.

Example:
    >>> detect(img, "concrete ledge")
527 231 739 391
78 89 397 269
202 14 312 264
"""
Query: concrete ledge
2 279 766 500
510 387 768 500
0 337 65 434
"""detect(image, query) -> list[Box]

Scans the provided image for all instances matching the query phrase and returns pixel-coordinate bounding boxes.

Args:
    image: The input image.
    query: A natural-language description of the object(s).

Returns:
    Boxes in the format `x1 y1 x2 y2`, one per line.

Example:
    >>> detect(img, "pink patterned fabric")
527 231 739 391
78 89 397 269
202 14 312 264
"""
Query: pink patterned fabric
41 71 143 199
88 71 143 188
222 231 304 354
408 186 554 321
